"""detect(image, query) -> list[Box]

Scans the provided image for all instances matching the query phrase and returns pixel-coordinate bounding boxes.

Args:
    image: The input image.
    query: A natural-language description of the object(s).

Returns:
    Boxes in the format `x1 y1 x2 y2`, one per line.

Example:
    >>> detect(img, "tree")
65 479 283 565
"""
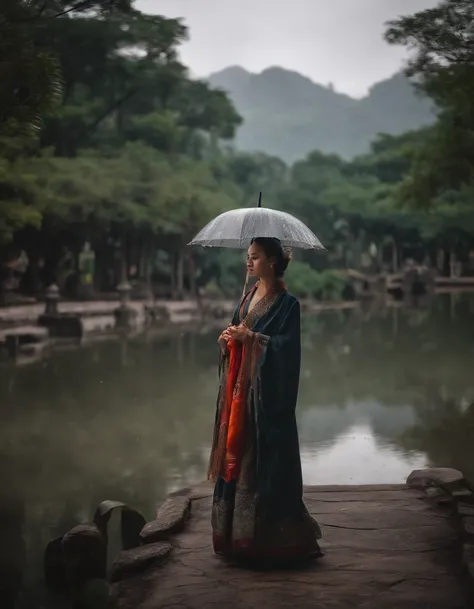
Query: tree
385 0 474 95
0 0 135 139
0 1 62 138
0 2 244 294
385 0 474 205
6 0 474 298
36 11 188 156
28 1 133 18
0 158 43 246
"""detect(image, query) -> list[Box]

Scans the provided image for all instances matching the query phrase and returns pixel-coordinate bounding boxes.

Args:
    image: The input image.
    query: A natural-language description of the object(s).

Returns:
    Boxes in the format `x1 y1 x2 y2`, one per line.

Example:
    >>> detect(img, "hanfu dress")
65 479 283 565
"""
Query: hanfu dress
208 283 322 563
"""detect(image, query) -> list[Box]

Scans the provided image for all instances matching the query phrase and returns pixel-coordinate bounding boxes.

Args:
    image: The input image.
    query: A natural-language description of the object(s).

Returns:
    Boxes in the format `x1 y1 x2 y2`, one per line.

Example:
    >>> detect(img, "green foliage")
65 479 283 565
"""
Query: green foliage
0 155 45 244
201 249 245 297
385 0 474 205
30 1 133 16
30 143 235 245
0 3 244 295
286 262 349 301
385 0 473 94
0 1 63 138
203 279 224 298
2 0 474 299
350 131 427 184
285 261 320 298
217 151 289 206
0 0 134 136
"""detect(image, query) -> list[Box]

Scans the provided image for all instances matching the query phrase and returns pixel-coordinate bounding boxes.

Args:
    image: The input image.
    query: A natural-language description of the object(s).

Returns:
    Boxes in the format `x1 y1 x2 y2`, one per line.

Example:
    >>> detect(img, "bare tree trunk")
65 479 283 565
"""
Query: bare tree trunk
140 236 154 301
120 249 127 283
145 243 154 302
449 248 456 278
352 230 365 269
176 248 184 300
392 240 398 273
437 248 445 276
120 231 128 283
188 251 196 299
170 251 177 299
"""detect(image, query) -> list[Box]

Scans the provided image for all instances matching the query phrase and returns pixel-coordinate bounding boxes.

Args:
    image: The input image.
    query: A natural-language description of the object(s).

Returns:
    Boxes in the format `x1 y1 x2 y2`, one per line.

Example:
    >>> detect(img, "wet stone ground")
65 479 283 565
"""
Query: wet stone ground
112 477 474 609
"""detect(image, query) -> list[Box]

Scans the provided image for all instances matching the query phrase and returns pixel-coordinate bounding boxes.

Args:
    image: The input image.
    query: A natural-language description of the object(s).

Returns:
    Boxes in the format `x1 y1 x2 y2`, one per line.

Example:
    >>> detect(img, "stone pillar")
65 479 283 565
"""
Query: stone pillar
39 284 83 339
117 282 131 308
62 524 108 609
5 335 19 360
44 284 60 316
114 282 137 328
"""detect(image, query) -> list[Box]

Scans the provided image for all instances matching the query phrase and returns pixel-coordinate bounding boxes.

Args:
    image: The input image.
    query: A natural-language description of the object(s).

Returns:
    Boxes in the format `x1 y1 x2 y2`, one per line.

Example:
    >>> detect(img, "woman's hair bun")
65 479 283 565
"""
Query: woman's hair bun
251 237 292 277
280 247 292 275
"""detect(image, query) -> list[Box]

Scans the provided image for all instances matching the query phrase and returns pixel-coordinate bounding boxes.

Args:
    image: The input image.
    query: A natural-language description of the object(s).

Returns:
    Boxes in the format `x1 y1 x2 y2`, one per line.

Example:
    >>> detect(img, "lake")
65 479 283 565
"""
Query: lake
1 294 474 606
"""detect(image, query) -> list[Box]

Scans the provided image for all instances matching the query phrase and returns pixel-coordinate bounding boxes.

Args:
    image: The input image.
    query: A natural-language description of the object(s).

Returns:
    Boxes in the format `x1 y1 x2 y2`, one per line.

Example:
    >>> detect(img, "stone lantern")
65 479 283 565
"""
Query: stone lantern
44 283 60 316
114 282 137 328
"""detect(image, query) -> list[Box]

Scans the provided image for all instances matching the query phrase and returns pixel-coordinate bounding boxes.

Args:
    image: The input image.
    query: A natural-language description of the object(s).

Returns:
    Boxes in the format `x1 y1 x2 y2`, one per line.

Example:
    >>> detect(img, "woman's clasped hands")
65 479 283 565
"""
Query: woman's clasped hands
218 322 251 349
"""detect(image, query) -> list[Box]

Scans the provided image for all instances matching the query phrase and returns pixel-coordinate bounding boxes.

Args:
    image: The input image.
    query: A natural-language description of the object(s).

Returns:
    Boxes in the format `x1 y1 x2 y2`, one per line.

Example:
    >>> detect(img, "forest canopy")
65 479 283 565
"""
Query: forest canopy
0 0 473 300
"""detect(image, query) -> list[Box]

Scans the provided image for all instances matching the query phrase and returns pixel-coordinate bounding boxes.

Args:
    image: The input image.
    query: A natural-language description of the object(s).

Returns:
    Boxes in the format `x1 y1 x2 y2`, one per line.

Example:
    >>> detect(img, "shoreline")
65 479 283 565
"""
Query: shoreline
0 298 359 365
0 290 470 363
2 282 473 328
0 297 359 328
112 468 474 608
48 467 474 609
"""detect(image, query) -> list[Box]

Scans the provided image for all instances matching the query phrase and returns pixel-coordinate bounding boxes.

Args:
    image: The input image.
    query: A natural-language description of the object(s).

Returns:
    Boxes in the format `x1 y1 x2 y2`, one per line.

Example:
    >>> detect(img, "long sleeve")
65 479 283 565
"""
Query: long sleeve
252 298 304 508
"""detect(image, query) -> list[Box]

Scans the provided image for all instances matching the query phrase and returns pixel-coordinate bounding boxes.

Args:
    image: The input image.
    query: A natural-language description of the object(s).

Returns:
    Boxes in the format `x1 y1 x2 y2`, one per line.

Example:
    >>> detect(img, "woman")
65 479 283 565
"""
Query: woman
208 237 322 565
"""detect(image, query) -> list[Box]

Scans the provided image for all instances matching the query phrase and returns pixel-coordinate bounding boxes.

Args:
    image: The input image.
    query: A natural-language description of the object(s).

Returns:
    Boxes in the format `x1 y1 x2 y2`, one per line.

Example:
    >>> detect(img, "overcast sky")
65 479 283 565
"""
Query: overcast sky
136 0 438 98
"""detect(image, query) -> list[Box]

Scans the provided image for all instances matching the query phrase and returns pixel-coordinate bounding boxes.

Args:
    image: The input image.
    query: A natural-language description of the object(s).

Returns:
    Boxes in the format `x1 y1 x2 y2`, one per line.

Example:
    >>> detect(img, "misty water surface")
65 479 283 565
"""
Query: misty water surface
1 294 474 606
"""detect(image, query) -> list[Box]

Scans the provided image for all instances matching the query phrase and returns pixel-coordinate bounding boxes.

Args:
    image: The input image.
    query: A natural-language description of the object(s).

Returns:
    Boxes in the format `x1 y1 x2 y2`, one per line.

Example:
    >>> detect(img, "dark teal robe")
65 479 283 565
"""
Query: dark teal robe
209 288 322 561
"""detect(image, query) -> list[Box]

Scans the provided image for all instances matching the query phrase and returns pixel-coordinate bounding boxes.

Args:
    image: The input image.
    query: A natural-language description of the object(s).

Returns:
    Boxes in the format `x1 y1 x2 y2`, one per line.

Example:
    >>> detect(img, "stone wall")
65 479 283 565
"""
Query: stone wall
111 468 474 586
407 467 474 581
50 469 474 607
110 482 211 583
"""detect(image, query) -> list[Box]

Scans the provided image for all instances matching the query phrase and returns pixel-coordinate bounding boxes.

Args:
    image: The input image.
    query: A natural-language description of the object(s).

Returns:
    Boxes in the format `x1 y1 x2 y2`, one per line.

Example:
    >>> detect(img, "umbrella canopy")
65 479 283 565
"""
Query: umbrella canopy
188 206 325 250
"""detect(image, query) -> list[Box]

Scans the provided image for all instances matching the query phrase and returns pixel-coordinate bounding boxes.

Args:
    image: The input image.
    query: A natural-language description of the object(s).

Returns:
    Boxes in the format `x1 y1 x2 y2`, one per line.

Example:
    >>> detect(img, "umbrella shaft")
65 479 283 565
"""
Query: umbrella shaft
241 271 249 298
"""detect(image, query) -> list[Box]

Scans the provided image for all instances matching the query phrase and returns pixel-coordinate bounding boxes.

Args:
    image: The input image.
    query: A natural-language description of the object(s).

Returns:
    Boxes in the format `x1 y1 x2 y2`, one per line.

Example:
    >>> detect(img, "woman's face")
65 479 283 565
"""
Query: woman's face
247 242 274 278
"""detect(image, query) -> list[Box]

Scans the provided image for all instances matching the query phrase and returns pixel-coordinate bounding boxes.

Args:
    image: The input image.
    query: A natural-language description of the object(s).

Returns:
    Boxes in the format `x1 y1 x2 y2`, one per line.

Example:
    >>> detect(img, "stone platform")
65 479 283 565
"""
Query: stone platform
111 470 474 609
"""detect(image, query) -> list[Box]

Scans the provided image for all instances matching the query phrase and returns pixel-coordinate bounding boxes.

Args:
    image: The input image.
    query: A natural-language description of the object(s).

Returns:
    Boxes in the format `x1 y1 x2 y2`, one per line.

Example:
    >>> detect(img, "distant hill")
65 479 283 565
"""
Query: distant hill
208 66 436 163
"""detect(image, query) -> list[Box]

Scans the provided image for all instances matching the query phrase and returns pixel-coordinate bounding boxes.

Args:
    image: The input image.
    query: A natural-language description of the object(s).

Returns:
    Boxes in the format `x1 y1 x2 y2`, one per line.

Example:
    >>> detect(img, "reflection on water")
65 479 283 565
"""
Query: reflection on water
301 423 427 485
1 294 474 606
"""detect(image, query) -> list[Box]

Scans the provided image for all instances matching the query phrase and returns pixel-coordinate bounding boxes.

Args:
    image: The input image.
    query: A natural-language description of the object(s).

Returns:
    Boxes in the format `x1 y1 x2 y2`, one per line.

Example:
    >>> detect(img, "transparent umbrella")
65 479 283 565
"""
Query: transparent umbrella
188 193 325 296
188 193 325 251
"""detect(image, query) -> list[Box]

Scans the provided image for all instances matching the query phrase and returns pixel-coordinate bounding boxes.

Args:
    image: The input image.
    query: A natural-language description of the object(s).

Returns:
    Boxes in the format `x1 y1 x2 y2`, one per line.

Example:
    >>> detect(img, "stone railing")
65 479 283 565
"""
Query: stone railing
110 482 211 582
46 469 474 607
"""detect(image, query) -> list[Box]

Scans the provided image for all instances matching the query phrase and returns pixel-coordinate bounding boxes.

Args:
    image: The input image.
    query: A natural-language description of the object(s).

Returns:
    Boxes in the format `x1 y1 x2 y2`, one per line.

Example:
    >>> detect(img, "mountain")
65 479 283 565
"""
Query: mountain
208 66 436 163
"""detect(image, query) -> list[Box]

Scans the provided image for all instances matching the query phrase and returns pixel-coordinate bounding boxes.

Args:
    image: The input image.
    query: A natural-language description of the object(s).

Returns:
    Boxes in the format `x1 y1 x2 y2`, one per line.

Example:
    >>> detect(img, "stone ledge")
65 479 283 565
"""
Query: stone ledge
118 473 474 597
424 486 452 504
62 524 107 585
140 495 191 544
169 479 213 500
407 467 474 589
458 502 474 517
462 543 474 578
113 478 474 609
463 517 474 538
407 467 466 492
110 542 173 583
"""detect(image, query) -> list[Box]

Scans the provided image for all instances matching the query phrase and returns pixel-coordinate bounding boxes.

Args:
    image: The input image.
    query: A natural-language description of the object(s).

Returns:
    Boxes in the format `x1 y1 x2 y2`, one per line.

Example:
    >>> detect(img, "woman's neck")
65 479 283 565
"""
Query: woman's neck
257 276 279 294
